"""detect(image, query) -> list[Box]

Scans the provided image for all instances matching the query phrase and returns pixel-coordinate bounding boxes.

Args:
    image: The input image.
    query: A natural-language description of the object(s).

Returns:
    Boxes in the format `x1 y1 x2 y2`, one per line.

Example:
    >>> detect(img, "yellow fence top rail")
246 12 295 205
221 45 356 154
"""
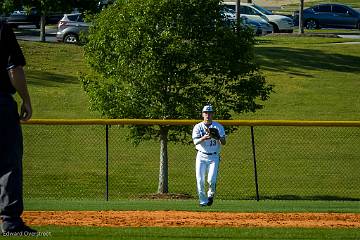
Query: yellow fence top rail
21 119 360 127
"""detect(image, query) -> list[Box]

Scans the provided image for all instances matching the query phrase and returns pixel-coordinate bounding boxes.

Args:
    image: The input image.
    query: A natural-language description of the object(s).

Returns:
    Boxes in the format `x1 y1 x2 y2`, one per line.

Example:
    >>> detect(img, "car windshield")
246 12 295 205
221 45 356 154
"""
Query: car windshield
251 4 273 15
11 10 26 15
223 7 236 15
67 14 83 22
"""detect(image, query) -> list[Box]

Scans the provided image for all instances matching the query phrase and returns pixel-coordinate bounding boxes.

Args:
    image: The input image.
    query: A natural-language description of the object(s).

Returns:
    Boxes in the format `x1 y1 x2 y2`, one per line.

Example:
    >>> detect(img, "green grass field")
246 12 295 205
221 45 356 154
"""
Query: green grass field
19 35 360 201
4 226 359 240
21 124 360 201
5 226 359 240
20 35 360 120
24 199 360 212
13 34 360 239
249 36 360 120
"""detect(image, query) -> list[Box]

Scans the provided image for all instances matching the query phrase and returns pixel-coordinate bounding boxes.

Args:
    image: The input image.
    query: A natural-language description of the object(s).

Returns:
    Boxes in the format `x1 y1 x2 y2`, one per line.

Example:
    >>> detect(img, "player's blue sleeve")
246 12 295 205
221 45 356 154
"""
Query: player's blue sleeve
217 124 226 138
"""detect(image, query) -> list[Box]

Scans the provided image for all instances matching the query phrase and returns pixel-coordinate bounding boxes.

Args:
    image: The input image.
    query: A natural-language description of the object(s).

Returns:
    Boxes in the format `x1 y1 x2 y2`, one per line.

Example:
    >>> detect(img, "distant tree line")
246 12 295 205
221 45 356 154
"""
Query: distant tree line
1 0 107 15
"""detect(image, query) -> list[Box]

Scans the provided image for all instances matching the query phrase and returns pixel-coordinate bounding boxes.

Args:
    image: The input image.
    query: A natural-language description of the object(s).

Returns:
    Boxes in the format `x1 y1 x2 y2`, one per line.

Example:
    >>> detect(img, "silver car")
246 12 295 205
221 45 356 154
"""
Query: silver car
242 15 273 35
222 7 273 35
223 2 294 33
56 13 89 44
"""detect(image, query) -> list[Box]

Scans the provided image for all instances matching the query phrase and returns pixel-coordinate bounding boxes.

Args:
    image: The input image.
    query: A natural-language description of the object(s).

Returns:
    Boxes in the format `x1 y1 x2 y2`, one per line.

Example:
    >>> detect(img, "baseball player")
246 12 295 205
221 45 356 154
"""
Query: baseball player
192 105 226 206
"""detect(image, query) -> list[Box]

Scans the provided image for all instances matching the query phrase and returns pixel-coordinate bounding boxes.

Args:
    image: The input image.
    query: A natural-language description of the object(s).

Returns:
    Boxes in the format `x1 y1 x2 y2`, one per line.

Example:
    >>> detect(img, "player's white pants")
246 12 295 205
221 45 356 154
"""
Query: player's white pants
195 153 220 205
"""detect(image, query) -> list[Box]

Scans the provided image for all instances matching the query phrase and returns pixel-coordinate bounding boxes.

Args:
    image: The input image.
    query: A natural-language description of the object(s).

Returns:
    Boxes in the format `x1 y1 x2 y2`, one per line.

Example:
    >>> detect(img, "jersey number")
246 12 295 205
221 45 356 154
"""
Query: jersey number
209 140 217 146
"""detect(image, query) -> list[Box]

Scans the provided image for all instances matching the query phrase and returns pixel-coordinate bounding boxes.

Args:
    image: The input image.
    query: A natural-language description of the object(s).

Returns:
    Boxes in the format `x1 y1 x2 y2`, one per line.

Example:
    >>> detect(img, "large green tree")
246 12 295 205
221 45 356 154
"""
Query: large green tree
81 0 273 194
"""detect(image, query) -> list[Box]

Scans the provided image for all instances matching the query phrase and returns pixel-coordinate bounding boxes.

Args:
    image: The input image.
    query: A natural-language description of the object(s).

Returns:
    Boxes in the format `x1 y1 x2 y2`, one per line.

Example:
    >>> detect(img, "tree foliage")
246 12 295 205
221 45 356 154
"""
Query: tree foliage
1 0 17 15
22 0 100 13
1 0 100 16
81 0 273 193
82 0 272 140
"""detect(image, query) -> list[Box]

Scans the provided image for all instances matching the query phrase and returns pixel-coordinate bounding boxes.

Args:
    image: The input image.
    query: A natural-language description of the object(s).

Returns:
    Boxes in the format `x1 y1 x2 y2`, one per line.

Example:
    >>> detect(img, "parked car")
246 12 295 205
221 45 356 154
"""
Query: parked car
6 8 40 28
6 7 63 28
97 0 115 10
294 3 360 29
56 13 89 44
222 2 294 33
221 7 273 35
243 15 273 35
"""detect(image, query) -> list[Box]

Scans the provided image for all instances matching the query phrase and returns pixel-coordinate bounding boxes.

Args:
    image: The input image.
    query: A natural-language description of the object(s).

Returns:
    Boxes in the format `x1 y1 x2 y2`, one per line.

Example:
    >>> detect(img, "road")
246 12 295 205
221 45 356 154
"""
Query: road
16 35 57 42
14 25 57 43
337 35 360 39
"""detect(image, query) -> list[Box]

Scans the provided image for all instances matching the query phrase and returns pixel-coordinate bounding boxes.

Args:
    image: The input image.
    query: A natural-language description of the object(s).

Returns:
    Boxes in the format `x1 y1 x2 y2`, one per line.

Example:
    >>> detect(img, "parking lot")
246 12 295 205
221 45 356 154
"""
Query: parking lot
14 25 360 44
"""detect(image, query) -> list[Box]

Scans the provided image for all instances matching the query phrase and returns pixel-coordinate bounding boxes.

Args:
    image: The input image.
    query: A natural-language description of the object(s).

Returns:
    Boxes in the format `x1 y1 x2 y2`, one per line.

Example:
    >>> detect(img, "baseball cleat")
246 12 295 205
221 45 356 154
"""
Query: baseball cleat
207 197 214 206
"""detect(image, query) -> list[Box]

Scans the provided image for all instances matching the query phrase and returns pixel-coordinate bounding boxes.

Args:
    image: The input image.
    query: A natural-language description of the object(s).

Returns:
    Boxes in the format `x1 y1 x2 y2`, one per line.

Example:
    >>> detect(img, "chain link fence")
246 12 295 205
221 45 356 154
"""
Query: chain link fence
22 120 360 201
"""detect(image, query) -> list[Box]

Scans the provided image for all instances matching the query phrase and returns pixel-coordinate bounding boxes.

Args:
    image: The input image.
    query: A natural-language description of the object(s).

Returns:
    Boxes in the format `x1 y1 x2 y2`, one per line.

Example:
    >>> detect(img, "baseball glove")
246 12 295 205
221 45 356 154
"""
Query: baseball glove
209 128 221 140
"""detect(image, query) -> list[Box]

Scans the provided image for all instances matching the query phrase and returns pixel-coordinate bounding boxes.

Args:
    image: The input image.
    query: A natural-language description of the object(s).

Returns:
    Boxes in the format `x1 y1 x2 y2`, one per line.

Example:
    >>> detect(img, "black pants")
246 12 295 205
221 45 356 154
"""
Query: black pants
0 94 24 229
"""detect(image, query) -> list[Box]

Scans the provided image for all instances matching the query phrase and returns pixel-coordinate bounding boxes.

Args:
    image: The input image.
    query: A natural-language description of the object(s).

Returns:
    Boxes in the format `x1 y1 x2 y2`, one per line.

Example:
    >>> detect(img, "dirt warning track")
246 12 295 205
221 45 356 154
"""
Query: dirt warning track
23 211 360 228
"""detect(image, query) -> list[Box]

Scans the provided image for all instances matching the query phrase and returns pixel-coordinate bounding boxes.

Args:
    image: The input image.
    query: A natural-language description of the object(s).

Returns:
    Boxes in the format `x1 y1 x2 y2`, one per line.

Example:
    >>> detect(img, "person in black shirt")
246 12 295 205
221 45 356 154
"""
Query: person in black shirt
0 20 36 234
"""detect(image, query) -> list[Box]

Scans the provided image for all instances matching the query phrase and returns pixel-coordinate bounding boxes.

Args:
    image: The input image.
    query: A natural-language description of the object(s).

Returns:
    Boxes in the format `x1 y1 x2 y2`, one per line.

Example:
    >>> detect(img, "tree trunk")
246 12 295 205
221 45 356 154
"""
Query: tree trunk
236 0 241 32
40 15 46 42
157 127 169 194
299 0 304 34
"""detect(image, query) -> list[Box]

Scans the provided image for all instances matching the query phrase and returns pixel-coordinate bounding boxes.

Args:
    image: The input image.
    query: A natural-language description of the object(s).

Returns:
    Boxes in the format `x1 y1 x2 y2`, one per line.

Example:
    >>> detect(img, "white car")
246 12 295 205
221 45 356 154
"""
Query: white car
221 7 273 36
222 2 294 33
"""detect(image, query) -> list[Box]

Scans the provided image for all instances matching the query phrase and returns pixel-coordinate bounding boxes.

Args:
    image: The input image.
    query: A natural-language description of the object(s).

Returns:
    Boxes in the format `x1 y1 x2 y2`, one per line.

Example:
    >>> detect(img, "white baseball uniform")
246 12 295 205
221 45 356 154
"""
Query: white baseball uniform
192 121 226 205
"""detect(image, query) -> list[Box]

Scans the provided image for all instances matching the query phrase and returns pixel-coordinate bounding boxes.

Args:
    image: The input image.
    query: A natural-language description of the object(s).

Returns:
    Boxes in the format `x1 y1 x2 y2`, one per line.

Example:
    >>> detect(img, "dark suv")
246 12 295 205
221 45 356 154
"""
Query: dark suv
6 7 63 28
6 8 40 28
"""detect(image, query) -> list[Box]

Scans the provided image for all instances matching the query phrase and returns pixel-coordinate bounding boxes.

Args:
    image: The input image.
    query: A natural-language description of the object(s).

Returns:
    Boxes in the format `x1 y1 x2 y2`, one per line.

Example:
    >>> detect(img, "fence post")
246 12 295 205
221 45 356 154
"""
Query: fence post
251 126 260 201
105 124 109 201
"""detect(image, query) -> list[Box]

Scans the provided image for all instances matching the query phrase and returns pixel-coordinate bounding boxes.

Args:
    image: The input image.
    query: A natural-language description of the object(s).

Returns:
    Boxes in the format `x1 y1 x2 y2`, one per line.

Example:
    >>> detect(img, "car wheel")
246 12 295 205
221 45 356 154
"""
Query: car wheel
63 33 79 44
305 19 319 30
271 23 279 33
